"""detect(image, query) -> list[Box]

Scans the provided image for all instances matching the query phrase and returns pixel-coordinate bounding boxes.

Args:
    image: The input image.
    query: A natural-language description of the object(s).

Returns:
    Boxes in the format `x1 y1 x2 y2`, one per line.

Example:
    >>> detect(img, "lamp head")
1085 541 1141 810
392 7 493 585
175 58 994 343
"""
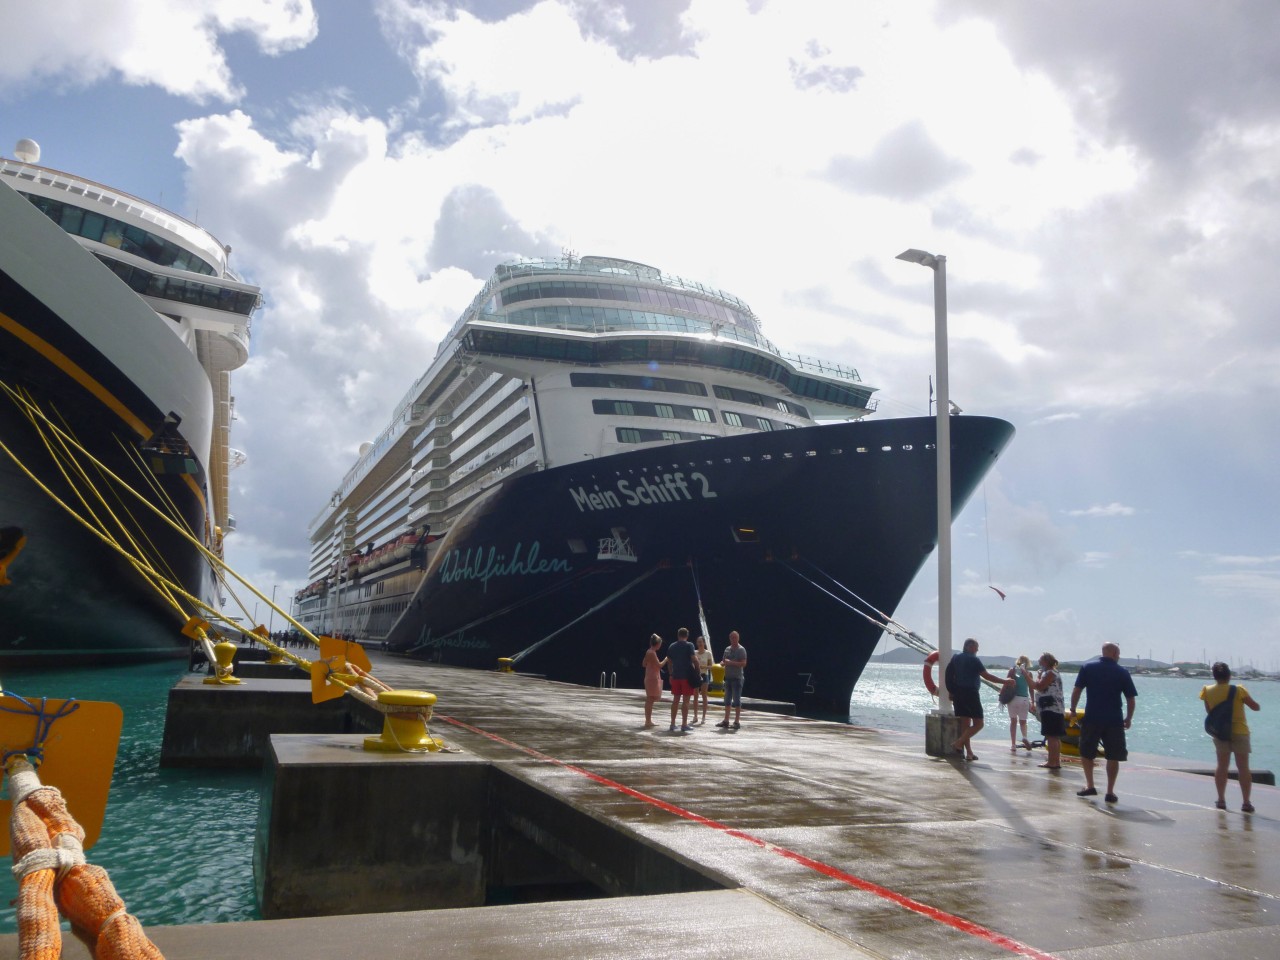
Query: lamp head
896 248 939 268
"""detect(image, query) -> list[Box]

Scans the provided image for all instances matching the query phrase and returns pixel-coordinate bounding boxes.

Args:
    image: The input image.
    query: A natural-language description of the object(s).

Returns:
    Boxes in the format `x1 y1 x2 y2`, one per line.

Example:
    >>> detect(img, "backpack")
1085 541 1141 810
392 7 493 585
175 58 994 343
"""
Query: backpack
944 655 958 695
1204 685 1236 741
998 677 1016 706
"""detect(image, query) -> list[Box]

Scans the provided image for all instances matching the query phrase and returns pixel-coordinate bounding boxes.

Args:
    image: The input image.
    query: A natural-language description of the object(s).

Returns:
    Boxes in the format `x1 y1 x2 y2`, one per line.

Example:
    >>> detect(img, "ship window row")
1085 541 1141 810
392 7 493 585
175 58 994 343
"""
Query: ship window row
499 280 752 329
592 399 715 423
722 411 793 431
713 384 809 419
464 330 874 411
22 192 219 275
570 372 707 396
96 255 259 316
616 427 717 444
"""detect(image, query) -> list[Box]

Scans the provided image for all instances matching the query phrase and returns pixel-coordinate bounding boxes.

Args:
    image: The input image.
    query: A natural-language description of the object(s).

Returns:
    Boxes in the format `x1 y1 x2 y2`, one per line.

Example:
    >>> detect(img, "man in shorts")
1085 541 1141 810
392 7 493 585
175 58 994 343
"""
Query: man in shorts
667 627 697 733
1070 642 1138 803
947 638 1006 761
716 630 748 730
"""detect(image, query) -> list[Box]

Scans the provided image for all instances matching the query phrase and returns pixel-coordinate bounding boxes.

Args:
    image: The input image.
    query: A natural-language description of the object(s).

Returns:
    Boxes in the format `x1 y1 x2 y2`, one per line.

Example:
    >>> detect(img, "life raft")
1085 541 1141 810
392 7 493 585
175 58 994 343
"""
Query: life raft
923 651 940 696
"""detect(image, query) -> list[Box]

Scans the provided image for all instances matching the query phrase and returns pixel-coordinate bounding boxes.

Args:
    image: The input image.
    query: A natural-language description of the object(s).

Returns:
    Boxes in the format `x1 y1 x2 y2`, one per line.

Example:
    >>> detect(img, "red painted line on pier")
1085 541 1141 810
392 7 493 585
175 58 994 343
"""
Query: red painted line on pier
440 714 1061 960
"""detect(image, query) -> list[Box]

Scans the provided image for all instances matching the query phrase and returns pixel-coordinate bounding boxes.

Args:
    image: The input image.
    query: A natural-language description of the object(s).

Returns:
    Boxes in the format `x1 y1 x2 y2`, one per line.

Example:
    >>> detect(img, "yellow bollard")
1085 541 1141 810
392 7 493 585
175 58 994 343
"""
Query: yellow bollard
203 640 244 685
364 690 443 752
709 662 726 691
497 657 515 673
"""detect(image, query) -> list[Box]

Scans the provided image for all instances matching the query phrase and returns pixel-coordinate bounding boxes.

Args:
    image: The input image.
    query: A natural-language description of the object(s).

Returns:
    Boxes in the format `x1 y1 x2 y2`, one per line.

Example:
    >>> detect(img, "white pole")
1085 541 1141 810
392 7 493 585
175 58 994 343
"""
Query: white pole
896 249 952 715
268 584 279 633
932 256 952 715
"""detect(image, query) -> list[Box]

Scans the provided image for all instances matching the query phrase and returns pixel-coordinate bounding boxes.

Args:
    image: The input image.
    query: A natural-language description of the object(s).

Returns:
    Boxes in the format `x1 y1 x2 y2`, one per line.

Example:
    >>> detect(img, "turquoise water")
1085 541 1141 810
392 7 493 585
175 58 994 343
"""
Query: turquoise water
0 662 260 934
1 660 1273 934
852 661 1279 766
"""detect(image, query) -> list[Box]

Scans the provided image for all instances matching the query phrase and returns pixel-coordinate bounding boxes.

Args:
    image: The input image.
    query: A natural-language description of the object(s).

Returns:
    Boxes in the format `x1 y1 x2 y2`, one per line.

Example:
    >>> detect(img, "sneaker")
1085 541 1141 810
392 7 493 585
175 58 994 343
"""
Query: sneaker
715 720 729 728
669 724 677 732
731 721 740 730
1077 787 1097 797
681 724 692 732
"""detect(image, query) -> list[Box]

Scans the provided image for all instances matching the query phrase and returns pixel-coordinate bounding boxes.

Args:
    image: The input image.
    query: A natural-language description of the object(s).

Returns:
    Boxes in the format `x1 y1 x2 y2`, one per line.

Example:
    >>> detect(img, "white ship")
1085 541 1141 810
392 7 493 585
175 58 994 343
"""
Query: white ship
298 254 1013 712
0 140 260 661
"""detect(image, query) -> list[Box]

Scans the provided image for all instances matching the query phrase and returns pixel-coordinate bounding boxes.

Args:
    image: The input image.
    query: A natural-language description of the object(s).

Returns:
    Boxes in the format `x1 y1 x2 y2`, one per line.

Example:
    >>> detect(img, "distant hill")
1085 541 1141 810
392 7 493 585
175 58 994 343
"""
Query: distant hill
868 649 1172 671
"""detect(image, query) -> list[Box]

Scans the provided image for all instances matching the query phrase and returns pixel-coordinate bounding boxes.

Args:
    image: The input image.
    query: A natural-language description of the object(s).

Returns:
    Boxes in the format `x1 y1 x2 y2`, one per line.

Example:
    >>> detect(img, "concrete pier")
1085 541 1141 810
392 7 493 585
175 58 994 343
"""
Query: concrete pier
13 654 1277 959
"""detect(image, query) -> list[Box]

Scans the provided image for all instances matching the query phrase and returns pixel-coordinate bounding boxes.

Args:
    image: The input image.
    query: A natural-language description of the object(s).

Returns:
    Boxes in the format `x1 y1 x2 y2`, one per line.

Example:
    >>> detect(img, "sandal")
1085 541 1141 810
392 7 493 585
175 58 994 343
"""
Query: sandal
1242 802 1255 813
1039 763 1061 769
1215 800 1227 810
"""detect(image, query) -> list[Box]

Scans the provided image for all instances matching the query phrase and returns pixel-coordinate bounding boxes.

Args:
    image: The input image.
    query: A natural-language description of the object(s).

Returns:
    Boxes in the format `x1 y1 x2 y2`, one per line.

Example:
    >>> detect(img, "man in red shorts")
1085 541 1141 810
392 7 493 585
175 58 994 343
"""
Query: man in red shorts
667 626 698 733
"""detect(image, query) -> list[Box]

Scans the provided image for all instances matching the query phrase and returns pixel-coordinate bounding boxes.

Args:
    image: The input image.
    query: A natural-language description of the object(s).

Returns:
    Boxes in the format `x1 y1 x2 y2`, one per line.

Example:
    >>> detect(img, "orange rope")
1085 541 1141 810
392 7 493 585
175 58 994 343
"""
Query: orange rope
7 760 163 959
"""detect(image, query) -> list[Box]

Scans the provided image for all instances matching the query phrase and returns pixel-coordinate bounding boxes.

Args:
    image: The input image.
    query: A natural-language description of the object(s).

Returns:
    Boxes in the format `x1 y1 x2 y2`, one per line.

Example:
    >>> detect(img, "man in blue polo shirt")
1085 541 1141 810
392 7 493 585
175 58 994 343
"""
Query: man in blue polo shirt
1070 642 1138 804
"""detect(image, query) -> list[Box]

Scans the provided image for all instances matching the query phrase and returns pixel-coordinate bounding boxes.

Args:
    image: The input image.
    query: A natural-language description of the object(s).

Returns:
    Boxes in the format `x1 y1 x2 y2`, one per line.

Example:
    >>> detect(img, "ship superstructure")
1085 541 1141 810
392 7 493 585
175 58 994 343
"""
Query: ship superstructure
298 255 874 639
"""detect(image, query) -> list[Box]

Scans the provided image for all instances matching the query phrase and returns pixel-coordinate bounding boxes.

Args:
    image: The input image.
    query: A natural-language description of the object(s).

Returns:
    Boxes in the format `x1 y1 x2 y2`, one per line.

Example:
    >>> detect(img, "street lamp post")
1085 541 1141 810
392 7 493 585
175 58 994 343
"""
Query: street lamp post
896 249 953 719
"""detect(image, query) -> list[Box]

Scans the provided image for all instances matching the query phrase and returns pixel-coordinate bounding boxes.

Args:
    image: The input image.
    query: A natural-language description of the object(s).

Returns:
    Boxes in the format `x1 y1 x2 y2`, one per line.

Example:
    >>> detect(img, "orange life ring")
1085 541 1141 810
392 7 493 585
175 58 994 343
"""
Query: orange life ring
923 651 939 696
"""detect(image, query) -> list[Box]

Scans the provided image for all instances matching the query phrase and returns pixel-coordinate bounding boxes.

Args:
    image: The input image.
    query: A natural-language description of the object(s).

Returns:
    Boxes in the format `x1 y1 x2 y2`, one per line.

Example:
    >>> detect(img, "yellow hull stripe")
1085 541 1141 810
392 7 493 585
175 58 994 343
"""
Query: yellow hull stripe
0 309 211 517
0 309 151 438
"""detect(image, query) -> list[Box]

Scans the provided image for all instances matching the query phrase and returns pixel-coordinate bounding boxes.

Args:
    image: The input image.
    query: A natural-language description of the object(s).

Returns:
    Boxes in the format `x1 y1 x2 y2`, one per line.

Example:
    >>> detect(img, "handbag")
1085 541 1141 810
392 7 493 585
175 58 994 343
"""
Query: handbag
1204 686 1236 741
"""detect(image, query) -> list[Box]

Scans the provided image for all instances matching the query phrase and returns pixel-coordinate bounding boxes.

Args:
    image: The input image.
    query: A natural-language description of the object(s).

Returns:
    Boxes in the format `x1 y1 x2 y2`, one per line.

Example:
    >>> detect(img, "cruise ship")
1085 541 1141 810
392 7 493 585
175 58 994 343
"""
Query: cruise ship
0 141 260 663
298 255 1013 713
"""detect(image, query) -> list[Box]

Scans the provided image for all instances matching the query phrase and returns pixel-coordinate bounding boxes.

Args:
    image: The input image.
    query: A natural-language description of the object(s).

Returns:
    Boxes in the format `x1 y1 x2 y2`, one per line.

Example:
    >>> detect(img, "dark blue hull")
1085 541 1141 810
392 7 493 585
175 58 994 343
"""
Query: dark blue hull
367 415 1014 714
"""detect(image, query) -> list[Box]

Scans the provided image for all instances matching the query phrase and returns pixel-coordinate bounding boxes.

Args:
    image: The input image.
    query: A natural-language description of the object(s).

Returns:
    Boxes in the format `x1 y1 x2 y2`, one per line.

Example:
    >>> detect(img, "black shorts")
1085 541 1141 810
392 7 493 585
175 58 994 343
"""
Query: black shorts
1039 711 1066 737
1079 721 1127 761
952 687 983 718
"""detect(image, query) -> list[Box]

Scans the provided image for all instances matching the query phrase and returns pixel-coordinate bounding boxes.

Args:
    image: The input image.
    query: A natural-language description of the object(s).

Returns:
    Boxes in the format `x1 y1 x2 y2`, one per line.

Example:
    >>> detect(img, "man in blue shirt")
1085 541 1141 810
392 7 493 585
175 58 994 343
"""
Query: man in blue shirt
1070 642 1138 803
947 638 1006 761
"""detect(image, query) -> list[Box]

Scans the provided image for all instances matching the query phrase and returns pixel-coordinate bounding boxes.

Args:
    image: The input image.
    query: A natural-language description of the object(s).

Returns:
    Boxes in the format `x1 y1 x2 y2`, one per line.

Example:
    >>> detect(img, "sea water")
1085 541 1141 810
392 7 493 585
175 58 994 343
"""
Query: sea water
1 659 1274 934
852 661 1280 766
0 662 260 934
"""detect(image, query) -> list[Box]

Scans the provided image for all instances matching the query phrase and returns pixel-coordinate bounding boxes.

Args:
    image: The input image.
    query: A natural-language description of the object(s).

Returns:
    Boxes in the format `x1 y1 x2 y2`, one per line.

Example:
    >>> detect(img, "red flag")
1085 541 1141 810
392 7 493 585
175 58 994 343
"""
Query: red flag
989 585 1006 601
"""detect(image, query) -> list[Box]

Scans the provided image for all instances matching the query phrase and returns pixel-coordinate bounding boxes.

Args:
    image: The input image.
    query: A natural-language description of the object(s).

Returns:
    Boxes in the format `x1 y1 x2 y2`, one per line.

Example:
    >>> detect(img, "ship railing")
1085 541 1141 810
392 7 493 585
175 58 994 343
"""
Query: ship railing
1 159 231 273
459 310 865 386
459 255 757 322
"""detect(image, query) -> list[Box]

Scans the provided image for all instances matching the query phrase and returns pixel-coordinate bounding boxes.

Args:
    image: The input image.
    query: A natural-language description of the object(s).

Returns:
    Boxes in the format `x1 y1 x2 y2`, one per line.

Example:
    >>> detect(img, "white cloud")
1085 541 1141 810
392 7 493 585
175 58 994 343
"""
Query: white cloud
0 0 317 103
1066 503 1135 518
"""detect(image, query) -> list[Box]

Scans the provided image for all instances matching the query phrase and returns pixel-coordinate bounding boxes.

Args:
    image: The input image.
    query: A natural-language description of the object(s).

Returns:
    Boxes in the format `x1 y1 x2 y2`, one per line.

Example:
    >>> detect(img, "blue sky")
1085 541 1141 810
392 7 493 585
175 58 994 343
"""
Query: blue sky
3 1 1278 669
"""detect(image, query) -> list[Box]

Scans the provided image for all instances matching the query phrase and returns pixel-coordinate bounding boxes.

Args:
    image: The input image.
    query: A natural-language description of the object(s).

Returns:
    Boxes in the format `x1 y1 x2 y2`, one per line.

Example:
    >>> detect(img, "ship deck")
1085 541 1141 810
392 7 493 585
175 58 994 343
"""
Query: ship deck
15 653 1279 960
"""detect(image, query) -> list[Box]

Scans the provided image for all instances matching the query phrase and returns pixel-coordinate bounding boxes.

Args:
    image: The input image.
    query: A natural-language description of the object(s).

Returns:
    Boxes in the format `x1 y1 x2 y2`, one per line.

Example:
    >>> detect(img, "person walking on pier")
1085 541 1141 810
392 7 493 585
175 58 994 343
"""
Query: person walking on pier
642 634 668 729
716 630 748 730
1006 655 1034 752
694 635 714 724
1201 662 1261 812
1070 642 1138 803
1031 653 1065 769
948 638 1005 761
667 627 698 733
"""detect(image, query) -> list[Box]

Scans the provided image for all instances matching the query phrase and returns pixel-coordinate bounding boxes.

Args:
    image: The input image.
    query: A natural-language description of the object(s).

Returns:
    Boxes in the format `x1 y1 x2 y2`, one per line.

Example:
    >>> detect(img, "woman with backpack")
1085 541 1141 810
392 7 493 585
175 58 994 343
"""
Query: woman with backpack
1004 655 1034 751
1200 662 1261 812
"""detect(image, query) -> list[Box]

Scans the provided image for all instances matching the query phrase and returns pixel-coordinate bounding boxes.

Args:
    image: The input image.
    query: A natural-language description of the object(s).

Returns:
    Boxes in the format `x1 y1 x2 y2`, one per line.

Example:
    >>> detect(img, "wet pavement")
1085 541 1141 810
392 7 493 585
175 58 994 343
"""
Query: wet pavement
11 653 1274 959
364 657 1279 960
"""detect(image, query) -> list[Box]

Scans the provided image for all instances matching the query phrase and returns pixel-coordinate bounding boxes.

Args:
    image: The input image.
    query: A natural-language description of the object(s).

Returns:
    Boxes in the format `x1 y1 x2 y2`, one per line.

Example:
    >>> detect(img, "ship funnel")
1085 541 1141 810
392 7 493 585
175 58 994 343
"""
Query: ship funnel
14 139 41 163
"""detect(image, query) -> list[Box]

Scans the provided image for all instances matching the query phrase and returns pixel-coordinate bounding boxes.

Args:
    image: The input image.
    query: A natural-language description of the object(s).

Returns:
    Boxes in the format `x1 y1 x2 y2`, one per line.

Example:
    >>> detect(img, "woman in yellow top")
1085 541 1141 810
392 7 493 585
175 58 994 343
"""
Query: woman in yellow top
1200 662 1262 812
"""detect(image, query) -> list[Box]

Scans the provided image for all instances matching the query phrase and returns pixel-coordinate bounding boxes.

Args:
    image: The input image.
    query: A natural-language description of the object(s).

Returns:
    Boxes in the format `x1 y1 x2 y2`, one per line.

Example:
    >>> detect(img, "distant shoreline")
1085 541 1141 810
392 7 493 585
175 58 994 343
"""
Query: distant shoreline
867 649 1277 679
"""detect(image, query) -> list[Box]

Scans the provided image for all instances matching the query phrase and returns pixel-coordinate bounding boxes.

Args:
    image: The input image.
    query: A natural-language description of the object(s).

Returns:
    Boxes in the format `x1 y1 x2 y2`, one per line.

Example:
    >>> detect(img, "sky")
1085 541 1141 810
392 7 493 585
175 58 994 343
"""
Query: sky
3 0 1278 669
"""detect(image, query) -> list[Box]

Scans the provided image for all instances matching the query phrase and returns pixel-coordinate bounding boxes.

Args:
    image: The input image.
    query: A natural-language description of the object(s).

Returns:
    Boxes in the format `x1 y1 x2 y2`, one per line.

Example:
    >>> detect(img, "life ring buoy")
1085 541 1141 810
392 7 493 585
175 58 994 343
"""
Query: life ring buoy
923 651 939 696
